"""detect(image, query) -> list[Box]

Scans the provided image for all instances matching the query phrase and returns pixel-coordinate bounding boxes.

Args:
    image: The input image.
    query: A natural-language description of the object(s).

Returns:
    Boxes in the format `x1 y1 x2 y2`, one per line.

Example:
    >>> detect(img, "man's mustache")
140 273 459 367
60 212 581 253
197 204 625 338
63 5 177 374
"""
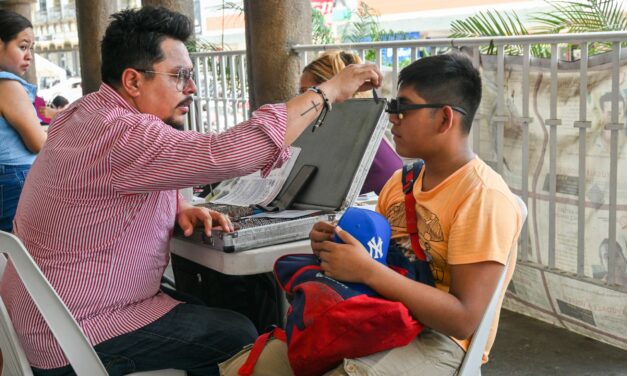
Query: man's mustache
177 97 193 107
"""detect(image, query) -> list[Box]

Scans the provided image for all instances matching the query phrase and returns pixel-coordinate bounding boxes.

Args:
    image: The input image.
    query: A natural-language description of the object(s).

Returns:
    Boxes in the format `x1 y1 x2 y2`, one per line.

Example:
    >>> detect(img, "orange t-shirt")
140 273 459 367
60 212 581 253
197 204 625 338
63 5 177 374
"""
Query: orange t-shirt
376 156 523 363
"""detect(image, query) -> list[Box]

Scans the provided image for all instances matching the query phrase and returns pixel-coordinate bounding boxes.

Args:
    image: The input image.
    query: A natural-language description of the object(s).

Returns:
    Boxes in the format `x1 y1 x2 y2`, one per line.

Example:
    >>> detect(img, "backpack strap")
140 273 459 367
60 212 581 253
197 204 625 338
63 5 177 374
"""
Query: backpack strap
402 161 428 261
238 327 287 376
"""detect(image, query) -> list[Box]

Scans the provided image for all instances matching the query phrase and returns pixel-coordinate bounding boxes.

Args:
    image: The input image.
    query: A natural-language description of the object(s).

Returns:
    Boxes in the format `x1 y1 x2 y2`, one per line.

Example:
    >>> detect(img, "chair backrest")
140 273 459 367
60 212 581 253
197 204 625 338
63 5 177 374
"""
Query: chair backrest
1 254 34 375
0 231 108 376
457 195 528 376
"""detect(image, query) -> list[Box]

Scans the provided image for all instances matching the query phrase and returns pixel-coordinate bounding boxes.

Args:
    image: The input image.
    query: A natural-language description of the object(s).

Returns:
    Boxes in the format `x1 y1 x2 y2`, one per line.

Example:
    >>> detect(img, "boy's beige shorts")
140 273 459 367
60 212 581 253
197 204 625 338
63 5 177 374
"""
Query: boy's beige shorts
219 328 464 376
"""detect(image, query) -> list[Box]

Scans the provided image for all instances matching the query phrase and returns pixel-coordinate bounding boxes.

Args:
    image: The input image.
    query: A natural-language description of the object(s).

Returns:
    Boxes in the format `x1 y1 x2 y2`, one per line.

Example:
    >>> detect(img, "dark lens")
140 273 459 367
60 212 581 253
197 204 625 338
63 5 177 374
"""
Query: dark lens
386 99 399 114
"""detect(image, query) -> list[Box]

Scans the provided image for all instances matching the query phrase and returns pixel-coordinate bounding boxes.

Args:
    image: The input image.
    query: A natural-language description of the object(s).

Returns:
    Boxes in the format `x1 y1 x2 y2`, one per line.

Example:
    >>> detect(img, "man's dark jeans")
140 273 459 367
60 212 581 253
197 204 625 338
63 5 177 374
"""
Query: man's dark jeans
31 288 258 376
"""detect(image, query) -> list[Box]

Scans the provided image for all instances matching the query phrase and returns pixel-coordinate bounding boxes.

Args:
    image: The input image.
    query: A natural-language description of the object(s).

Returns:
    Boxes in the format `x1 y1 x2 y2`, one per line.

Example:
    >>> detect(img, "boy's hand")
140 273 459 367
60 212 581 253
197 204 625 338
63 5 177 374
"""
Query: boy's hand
314 225 380 284
309 221 335 258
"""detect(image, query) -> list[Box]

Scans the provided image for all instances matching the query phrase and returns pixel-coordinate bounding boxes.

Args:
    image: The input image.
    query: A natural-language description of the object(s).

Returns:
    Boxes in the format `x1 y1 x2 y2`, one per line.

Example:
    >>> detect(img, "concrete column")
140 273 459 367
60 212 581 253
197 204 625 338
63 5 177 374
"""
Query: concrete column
75 0 115 94
243 0 312 110
0 0 37 84
142 0 194 31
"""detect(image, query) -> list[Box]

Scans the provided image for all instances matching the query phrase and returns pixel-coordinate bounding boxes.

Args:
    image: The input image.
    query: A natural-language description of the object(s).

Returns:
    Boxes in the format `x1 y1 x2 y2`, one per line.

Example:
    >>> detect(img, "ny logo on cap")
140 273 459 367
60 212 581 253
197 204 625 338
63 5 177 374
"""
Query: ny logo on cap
367 236 384 259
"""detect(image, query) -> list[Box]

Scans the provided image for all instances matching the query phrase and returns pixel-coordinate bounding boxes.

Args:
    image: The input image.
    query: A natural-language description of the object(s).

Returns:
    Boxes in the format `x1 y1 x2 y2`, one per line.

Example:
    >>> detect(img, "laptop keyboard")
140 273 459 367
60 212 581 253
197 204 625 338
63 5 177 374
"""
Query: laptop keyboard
197 203 291 230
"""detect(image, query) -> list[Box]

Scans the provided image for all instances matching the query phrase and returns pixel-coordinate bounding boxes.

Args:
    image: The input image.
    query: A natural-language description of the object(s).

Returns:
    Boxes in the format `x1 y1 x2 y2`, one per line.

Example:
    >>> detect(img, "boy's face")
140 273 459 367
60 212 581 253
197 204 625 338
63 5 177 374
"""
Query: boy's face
389 86 441 159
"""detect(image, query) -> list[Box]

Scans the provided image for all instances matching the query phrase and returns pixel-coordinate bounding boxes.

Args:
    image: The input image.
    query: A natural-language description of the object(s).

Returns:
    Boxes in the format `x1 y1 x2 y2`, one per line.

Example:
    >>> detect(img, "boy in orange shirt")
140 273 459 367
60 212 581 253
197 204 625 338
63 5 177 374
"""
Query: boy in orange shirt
220 53 523 376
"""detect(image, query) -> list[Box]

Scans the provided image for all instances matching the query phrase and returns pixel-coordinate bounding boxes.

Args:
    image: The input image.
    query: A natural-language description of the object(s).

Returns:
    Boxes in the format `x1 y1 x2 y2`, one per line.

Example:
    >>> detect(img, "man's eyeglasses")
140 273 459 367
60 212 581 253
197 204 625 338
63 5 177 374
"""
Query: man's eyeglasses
134 68 195 92
385 98 467 119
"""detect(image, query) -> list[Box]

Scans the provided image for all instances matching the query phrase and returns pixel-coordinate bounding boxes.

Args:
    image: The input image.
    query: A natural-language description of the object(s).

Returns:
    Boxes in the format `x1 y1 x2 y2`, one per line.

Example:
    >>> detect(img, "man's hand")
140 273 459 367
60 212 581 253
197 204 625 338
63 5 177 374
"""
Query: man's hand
177 206 234 237
310 221 379 283
319 63 383 104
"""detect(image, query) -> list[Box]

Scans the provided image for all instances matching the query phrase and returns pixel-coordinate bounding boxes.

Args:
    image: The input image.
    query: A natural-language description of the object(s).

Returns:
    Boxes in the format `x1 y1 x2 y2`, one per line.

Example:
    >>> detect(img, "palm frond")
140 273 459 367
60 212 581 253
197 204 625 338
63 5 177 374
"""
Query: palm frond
530 0 627 33
449 9 550 56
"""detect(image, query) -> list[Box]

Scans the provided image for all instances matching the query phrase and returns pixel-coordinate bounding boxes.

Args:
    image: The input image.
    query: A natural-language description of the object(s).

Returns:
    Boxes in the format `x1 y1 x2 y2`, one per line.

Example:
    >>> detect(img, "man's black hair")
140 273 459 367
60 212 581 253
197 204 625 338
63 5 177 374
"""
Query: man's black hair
100 6 192 88
0 9 32 43
398 53 481 134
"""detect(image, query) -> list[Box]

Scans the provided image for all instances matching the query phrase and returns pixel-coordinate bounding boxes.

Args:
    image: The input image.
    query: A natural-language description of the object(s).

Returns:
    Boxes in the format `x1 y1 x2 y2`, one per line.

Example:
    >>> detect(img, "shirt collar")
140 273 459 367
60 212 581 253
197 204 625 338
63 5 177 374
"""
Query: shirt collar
98 83 141 114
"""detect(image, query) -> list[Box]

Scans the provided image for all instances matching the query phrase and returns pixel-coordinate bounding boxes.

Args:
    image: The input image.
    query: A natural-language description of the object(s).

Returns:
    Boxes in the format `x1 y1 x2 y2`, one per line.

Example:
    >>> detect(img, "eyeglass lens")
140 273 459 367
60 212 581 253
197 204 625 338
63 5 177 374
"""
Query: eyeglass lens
176 69 194 91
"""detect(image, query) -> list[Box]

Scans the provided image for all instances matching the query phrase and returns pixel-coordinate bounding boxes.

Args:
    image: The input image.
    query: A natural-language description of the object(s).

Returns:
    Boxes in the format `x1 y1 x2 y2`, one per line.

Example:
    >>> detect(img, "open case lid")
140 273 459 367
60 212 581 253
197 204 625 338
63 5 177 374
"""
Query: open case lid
274 98 388 212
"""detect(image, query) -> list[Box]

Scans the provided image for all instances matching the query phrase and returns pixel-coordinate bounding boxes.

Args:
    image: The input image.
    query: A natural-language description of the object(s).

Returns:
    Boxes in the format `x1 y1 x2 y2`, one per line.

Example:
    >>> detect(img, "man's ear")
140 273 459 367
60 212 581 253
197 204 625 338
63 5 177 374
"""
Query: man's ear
437 106 455 133
120 68 143 97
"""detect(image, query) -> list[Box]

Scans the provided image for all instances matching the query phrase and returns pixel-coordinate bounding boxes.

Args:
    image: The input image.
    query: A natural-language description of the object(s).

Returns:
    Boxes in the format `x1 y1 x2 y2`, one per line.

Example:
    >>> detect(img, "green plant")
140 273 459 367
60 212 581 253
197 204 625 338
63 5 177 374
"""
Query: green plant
312 8 334 45
450 9 550 57
532 0 627 33
338 2 412 63
530 0 627 54
449 0 627 58
340 2 409 43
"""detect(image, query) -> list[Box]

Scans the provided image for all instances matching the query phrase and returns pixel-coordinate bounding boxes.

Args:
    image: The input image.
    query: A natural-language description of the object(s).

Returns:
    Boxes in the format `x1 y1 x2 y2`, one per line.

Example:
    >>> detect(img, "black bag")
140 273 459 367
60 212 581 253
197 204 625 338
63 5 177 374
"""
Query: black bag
171 254 284 332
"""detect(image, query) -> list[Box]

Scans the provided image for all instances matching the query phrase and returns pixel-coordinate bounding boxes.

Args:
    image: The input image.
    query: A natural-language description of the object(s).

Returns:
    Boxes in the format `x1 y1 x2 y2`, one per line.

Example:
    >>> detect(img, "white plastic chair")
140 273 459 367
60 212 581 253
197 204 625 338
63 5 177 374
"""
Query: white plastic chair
0 231 185 376
457 196 528 376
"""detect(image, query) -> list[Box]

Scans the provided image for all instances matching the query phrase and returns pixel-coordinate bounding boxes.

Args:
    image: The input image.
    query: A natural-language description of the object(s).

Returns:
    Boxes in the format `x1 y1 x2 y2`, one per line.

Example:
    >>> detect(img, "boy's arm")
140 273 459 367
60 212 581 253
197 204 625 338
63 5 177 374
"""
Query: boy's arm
315 227 503 339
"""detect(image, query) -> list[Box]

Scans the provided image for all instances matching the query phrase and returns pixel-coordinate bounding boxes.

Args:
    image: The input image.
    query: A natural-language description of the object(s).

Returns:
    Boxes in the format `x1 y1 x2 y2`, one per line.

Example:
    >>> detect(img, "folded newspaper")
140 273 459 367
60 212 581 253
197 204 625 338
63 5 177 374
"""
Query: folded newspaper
206 147 301 207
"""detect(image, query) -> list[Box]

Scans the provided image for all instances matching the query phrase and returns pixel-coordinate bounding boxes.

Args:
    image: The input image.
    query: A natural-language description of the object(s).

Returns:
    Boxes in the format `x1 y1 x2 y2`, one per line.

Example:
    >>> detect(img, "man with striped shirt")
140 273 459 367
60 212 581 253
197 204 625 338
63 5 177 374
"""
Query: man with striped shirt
0 6 382 376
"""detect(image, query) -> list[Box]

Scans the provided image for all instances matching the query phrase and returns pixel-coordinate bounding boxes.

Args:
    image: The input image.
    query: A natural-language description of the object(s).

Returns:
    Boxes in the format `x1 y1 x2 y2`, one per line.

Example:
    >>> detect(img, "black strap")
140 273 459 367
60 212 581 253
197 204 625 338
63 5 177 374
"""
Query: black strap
401 160 427 261
402 161 424 194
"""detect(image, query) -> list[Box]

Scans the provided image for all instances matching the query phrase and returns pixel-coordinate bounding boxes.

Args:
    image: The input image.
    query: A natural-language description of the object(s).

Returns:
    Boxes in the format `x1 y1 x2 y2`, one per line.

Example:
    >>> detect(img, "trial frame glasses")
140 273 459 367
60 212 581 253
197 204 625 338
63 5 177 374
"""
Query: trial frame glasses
385 98 467 118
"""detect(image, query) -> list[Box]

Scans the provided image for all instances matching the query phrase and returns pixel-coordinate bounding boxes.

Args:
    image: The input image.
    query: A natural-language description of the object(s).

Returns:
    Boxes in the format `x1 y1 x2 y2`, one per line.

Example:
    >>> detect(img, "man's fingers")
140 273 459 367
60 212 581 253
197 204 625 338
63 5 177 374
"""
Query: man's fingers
179 215 193 237
203 212 213 237
213 213 233 233
354 64 382 88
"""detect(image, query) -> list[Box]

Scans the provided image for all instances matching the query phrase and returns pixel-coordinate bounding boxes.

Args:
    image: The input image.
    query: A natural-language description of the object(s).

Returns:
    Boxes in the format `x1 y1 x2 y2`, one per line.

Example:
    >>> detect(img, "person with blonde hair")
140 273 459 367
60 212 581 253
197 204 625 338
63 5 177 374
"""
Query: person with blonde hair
300 50 402 194
300 51 367 96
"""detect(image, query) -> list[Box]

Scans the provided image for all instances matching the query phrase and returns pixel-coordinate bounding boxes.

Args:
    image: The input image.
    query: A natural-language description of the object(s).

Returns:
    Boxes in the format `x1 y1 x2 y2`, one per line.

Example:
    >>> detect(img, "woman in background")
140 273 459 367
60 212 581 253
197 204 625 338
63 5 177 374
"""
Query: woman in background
0 9 47 232
300 50 402 195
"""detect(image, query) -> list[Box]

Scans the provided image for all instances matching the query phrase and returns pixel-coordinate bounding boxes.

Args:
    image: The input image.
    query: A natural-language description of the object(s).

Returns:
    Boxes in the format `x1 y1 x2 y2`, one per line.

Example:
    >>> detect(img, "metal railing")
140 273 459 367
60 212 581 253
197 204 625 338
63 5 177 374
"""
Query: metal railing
189 32 627 292
188 50 248 134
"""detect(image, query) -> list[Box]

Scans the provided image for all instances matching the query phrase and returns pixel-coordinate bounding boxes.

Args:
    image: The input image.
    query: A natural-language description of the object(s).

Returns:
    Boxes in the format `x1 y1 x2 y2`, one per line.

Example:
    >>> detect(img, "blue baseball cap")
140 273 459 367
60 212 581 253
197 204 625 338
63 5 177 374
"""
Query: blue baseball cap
332 207 391 296
334 207 391 266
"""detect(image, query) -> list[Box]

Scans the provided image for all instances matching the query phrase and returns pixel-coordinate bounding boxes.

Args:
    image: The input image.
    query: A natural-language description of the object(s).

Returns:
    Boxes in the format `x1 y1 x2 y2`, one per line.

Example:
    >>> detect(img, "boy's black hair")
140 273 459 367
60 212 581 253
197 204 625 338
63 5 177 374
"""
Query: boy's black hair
0 9 32 43
398 53 481 134
100 6 192 88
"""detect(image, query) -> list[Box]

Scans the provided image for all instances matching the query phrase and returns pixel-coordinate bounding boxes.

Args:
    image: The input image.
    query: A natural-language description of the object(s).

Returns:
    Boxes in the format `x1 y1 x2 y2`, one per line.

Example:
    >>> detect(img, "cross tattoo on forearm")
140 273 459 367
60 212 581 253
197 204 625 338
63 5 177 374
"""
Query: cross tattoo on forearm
300 101 321 116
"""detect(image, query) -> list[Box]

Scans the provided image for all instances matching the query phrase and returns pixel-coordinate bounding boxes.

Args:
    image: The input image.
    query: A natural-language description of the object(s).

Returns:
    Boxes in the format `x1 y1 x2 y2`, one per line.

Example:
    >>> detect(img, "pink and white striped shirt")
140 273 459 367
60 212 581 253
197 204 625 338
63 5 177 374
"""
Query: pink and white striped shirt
0 84 290 369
